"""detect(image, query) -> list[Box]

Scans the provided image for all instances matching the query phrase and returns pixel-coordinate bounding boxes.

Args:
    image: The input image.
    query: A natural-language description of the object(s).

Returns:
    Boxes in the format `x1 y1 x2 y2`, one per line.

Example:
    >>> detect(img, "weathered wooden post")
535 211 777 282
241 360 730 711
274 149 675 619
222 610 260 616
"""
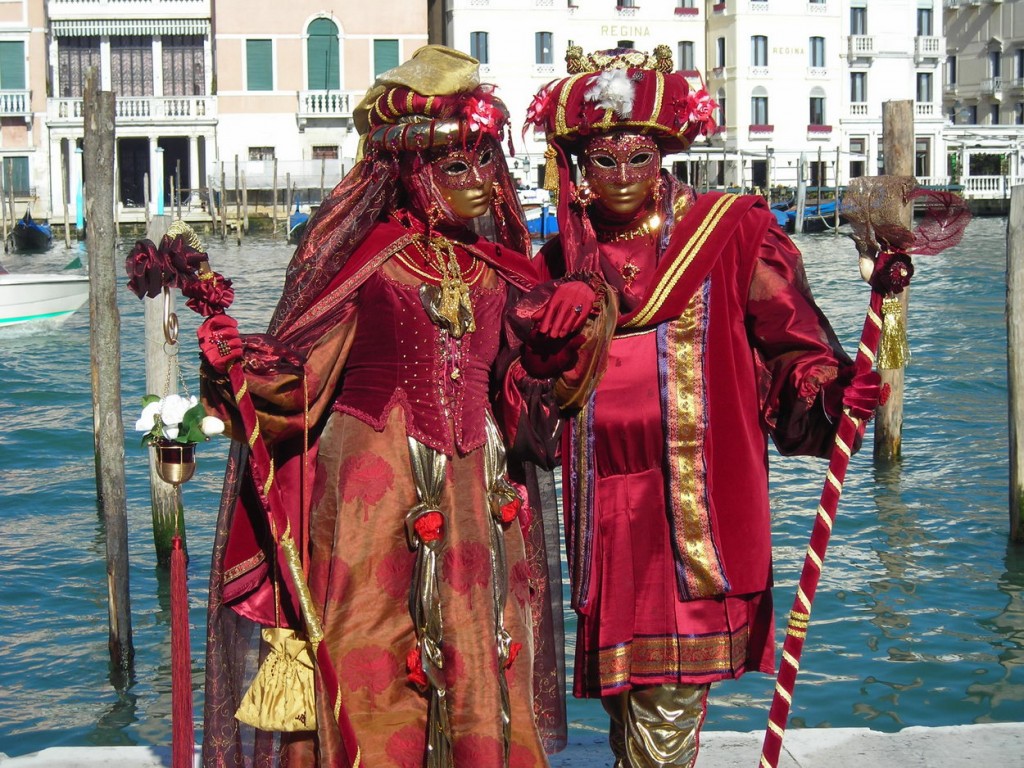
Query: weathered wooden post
241 169 249 238
875 99 914 463
143 172 151 230
234 154 241 245
142 214 187 565
219 163 227 240
84 67 134 670
206 179 218 234
272 157 279 237
61 155 71 248
1008 185 1024 543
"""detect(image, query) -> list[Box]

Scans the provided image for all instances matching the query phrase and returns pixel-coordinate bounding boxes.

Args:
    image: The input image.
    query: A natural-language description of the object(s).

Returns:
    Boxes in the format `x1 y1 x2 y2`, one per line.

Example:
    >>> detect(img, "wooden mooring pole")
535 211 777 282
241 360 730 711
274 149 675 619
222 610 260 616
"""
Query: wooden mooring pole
143 214 187 565
874 99 914 463
1007 185 1024 543
84 68 134 670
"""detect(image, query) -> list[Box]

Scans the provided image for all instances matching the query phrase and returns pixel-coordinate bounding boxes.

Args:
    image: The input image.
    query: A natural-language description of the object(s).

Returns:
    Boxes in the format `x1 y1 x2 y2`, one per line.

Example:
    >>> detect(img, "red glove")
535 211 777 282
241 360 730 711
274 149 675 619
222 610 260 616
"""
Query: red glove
197 314 242 373
531 281 597 339
521 333 585 379
826 369 887 420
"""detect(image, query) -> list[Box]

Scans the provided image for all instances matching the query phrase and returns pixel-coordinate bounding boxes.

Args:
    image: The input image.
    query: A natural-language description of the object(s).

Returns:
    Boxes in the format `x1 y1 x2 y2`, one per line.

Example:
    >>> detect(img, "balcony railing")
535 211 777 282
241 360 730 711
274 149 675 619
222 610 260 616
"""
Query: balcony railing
0 90 31 118
807 1 828 13
47 94 216 122
848 35 875 59
849 102 869 117
981 77 1006 94
915 102 935 117
1010 77 1024 93
914 36 941 64
297 90 355 121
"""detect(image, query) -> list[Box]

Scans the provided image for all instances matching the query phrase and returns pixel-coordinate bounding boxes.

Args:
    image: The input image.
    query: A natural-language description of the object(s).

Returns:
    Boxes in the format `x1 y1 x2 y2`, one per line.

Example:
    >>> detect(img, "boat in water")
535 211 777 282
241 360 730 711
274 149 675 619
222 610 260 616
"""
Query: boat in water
525 203 558 239
7 212 54 253
287 199 310 244
0 272 89 327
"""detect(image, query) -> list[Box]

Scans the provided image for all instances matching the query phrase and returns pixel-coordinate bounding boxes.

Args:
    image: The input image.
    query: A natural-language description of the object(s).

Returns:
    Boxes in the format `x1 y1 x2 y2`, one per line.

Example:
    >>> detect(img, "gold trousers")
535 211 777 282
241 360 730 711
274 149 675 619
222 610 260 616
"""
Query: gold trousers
601 684 710 768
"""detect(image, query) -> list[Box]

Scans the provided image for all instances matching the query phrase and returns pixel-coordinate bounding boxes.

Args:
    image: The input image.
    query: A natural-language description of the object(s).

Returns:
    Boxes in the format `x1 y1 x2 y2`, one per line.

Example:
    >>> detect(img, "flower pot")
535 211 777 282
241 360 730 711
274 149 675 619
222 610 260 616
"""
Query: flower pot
155 440 197 485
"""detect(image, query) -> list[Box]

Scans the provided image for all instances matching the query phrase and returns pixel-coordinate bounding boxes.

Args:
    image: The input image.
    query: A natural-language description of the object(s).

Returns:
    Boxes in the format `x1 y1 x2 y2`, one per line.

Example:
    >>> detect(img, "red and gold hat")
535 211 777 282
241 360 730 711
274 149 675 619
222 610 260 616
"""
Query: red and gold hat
353 45 510 155
524 43 717 159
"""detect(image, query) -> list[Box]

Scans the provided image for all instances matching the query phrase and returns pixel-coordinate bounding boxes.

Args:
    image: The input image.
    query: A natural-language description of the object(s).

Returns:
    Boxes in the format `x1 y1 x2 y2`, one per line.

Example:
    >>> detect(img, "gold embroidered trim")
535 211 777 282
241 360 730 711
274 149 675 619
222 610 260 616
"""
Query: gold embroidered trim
623 194 737 328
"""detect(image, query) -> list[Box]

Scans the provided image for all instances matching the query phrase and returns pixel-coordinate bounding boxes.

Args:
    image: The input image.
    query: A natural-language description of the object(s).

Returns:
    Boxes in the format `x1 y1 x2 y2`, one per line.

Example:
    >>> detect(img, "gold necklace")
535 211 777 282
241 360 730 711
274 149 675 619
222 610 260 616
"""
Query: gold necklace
595 212 662 243
410 233 477 338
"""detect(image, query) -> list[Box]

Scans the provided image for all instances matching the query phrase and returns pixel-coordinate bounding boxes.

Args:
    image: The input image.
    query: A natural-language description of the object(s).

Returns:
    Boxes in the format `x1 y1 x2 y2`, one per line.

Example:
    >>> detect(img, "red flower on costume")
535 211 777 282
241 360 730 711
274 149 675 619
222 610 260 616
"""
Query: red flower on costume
465 96 503 140
405 644 428 690
442 541 490 610
413 510 445 543
687 89 719 136
339 453 395 520
523 82 556 135
375 547 414 600
386 724 427 768
125 239 170 299
342 645 399 709
181 271 234 317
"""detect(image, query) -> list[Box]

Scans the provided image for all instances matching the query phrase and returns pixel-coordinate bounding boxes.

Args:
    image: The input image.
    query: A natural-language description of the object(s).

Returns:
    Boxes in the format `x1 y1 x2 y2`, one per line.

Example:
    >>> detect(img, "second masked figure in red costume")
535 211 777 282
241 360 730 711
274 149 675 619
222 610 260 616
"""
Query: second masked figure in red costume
518 45 882 767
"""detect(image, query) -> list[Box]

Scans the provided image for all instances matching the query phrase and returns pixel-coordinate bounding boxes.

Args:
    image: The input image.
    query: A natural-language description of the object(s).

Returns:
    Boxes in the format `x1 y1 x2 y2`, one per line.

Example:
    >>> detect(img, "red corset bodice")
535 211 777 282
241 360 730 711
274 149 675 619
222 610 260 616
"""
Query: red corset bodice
334 261 506 457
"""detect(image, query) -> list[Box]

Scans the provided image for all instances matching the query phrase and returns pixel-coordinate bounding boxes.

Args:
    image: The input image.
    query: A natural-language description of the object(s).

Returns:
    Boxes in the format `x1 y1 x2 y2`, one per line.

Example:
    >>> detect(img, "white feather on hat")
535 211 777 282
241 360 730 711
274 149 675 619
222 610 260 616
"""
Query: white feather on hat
584 69 635 118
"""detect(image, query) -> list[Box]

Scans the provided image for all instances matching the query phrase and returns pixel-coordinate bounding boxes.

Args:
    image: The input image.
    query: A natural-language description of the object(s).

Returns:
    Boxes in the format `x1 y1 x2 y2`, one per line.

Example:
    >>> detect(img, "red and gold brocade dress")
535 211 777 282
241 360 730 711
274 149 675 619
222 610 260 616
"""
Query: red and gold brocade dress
202 216 551 768
537 191 851 700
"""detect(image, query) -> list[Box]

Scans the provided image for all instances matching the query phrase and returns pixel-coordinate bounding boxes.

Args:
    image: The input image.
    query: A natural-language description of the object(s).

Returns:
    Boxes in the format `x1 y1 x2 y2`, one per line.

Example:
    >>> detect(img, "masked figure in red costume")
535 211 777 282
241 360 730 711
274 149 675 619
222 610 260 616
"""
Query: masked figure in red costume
196 46 564 768
518 46 882 767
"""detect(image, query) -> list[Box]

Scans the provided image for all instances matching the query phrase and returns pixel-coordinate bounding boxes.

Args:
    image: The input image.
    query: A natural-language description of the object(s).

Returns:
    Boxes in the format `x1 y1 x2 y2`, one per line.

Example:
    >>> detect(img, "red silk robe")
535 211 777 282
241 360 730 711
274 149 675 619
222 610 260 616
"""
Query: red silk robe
538 192 851 697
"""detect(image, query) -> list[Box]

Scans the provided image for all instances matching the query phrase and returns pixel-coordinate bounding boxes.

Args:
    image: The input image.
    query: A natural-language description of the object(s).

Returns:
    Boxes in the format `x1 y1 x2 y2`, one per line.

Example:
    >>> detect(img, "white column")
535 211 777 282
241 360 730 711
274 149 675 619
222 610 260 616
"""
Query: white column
189 135 200 197
151 141 165 216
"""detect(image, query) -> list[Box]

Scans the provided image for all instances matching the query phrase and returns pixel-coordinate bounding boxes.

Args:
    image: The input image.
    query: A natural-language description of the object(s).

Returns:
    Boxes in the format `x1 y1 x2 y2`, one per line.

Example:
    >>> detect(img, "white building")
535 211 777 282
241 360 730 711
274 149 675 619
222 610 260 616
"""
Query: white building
440 0 1021 200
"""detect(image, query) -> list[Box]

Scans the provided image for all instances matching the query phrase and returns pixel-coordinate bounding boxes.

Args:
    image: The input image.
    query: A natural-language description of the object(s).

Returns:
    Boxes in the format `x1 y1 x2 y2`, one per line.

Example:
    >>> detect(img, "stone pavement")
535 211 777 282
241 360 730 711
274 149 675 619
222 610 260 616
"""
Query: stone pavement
2 724 1022 767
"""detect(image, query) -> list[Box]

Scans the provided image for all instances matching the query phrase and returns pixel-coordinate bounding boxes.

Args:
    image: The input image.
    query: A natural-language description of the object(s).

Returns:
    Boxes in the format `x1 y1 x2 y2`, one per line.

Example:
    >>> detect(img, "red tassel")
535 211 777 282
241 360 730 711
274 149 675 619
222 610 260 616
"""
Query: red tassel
170 534 194 768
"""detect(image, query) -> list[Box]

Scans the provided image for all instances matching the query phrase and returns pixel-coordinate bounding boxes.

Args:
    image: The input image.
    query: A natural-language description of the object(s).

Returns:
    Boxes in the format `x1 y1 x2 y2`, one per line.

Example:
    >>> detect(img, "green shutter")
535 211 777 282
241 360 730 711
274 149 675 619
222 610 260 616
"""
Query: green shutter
246 39 273 91
373 39 399 78
307 19 339 90
0 41 25 90
3 157 29 194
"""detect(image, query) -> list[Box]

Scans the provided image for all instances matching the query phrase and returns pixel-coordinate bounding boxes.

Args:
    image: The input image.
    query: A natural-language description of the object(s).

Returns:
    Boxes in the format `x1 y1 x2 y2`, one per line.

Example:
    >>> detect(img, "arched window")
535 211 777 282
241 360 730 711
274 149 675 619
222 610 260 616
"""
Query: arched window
307 17 340 91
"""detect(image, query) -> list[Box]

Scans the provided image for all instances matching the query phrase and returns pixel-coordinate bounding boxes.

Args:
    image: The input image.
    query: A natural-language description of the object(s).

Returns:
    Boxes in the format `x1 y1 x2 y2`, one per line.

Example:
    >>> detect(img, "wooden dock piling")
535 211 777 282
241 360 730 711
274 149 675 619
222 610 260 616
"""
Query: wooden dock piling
874 99 914 464
84 68 134 671
1007 185 1024 543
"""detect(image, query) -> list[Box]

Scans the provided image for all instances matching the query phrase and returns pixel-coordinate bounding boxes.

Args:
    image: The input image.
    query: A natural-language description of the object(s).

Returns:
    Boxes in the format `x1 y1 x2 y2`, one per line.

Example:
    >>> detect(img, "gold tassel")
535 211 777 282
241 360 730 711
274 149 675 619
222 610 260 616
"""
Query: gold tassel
235 627 317 732
543 144 560 205
877 295 910 370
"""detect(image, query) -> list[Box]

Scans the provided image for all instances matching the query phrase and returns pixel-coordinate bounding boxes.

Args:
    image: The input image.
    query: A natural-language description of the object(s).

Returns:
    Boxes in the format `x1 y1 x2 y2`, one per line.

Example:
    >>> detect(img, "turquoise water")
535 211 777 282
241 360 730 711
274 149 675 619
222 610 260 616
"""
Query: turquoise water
0 218 1021 757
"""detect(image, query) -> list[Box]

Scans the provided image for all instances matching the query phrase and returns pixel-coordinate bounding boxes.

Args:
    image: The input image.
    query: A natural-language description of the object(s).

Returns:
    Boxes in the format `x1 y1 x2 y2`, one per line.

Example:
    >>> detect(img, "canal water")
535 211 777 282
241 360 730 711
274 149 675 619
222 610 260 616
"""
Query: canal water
0 216 1020 757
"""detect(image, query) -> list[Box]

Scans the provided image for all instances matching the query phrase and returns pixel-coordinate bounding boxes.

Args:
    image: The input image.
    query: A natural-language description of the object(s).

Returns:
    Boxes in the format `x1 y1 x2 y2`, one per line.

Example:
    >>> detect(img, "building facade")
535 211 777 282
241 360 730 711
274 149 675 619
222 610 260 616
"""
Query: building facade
3 1 1021 225
943 0 1024 200
45 0 217 222
0 1 50 221
212 1 428 207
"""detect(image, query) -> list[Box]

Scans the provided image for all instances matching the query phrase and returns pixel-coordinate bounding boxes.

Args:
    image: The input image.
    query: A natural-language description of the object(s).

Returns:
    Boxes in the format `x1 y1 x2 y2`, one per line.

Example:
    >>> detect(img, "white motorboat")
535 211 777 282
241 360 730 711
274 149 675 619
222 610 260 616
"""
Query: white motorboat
0 272 90 327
